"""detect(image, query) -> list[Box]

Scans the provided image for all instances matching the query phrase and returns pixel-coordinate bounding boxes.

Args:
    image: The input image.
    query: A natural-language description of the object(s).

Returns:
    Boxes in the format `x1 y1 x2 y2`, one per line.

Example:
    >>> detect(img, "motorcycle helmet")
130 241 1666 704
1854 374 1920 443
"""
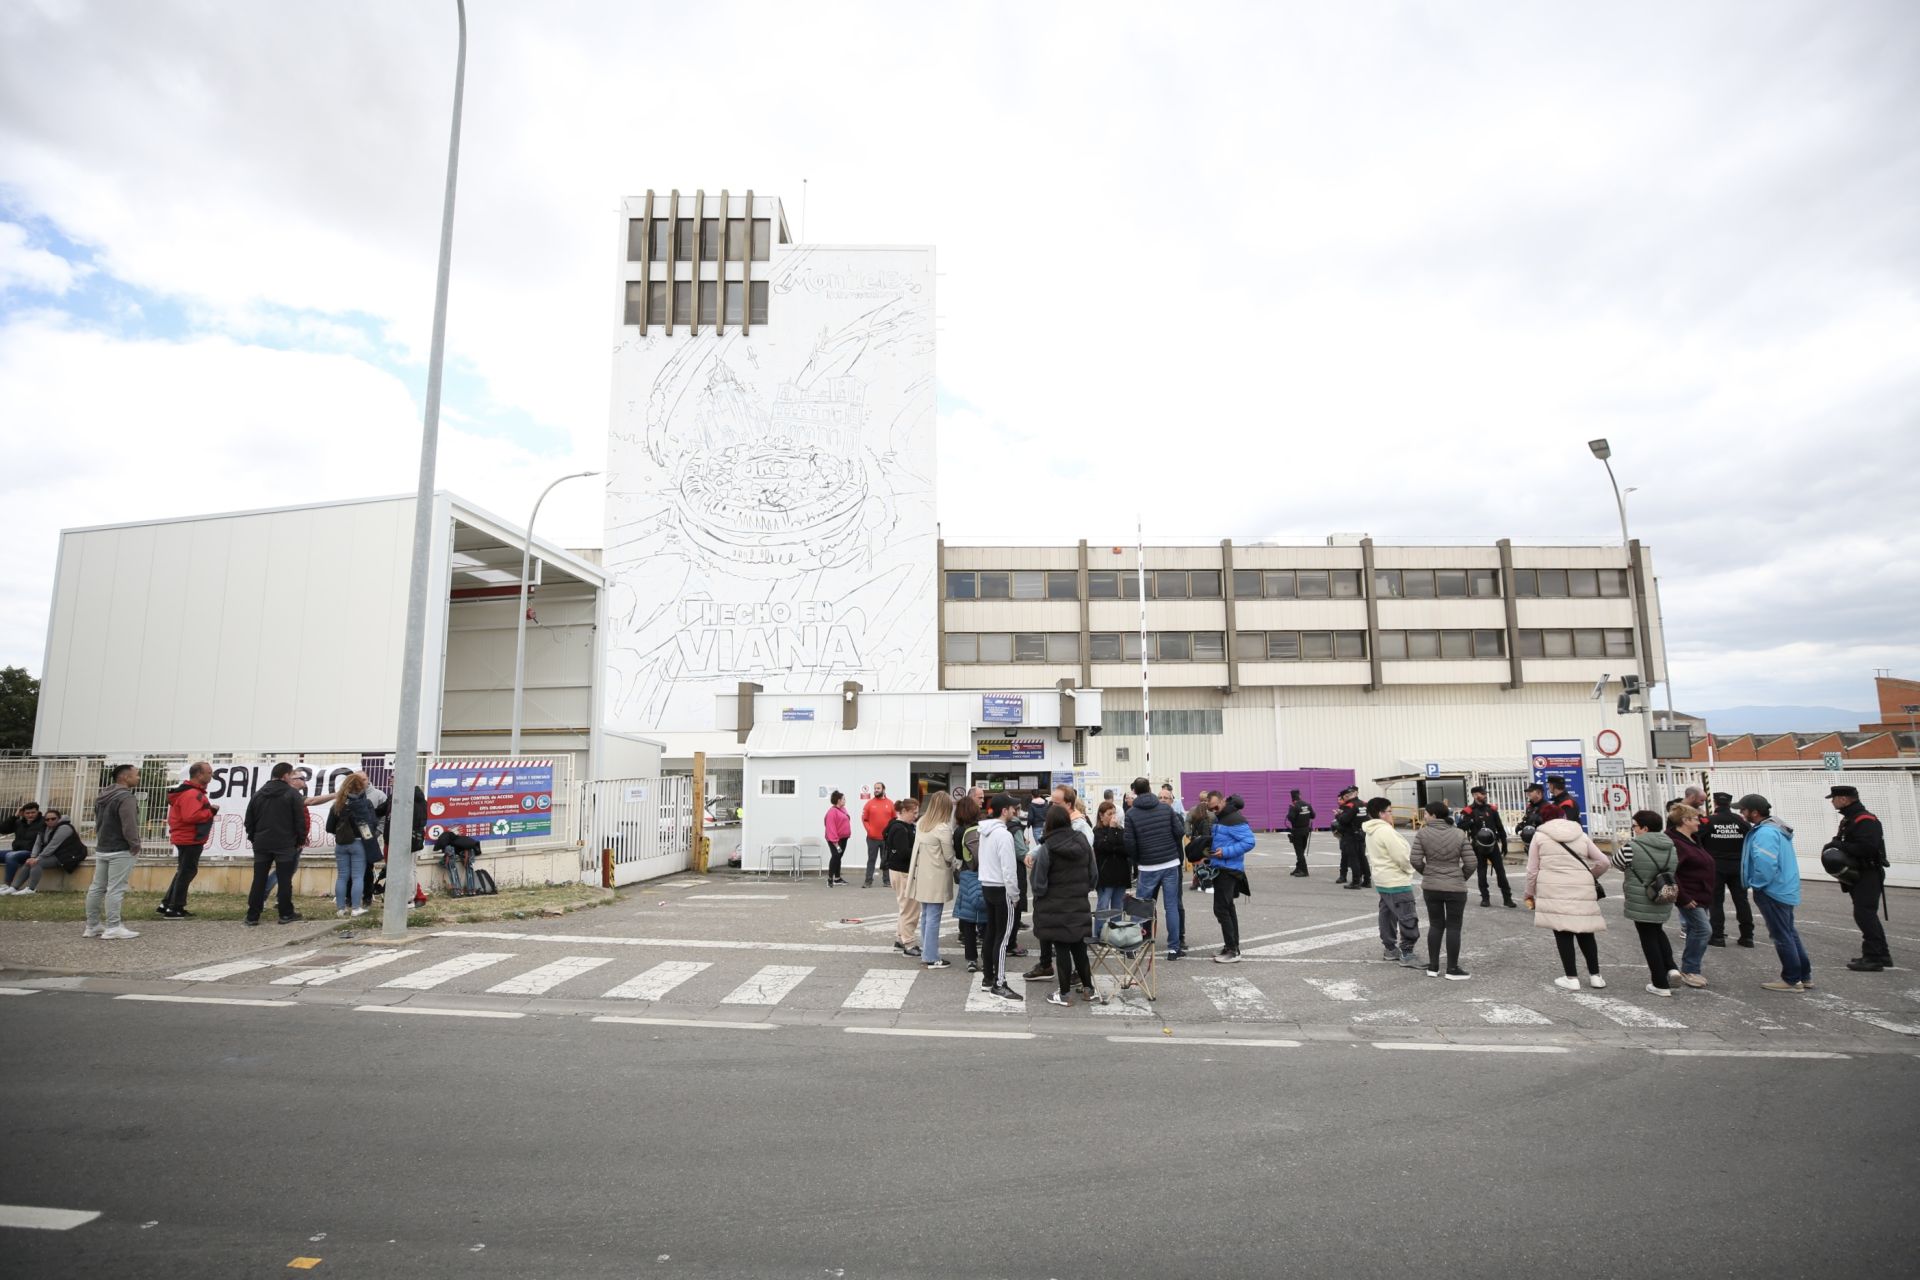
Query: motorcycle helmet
1472 826 1499 851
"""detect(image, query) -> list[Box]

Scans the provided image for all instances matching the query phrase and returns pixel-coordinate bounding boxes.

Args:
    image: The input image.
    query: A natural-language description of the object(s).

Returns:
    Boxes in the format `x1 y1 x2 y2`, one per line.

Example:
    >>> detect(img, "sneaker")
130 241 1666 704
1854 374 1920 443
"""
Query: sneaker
1078 985 1097 999
1504 900 1518 909
1425 967 1441 978
1007 947 1030 959
1553 976 1580 991
1445 968 1471 981
1736 938 1755 949
1479 899 1491 909
1668 969 1682 984
1588 974 1607 989
1800 979 1816 990
336 908 350 918
1399 950 1418 968
1679 973 1708 988
1046 991 1070 1007
1645 983 1672 998
11 887 34 896
277 913 305 924
0 886 13 895
992 984 1023 1001
1381 950 1401 963
350 907 369 917
1344 882 1365 890
893 940 907 952
244 917 260 927
1023 965 1055 981
1847 959 1886 973
81 925 104 938
903 945 921 958
1760 981 1805 992
1290 869 1309 877
966 961 980 974
1164 949 1181 961
101 926 139 940
1213 951 1240 965
924 959 951 970
1707 937 1727 948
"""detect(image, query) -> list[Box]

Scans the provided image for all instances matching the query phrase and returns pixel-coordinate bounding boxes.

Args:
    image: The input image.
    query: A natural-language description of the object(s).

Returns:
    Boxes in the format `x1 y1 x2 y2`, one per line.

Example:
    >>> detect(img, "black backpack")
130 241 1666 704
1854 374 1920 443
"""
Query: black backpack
54 825 89 872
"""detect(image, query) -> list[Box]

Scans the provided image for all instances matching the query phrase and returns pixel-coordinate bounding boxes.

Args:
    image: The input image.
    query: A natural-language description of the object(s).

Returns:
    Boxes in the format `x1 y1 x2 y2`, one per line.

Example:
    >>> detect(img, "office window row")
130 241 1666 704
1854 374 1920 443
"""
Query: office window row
945 570 1078 601
1089 632 1226 662
1101 709 1224 737
1232 630 1368 662
1230 569 1365 600
626 217 772 263
1514 568 1629 598
1518 628 1636 658
1377 629 1507 660
1372 569 1501 599
1084 569 1224 599
623 279 769 328
945 632 1080 664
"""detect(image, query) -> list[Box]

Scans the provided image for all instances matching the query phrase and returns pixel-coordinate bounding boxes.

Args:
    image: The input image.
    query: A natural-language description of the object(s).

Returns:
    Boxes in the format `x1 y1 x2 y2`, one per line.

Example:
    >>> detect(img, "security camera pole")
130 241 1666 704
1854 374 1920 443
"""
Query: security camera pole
386 0 468 938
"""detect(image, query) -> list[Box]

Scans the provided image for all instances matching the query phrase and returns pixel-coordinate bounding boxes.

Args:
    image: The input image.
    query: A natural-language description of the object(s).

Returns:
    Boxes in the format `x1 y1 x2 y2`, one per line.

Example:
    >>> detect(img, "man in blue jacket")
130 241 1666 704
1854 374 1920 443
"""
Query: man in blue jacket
1737 793 1811 992
1206 795 1256 962
1123 776 1187 959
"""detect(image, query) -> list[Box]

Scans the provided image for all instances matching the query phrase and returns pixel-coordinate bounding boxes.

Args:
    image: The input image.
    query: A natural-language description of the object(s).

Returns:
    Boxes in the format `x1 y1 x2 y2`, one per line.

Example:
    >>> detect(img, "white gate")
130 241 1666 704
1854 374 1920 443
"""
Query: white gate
583 776 693 886
1699 766 1920 889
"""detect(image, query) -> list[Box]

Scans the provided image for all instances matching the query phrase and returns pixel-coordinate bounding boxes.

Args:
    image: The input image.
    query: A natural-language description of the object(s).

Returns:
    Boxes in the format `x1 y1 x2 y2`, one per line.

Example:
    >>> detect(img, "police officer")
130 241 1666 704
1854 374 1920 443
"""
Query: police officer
1460 785 1515 909
1284 789 1314 877
1701 791 1755 947
1333 787 1368 889
1827 785 1891 972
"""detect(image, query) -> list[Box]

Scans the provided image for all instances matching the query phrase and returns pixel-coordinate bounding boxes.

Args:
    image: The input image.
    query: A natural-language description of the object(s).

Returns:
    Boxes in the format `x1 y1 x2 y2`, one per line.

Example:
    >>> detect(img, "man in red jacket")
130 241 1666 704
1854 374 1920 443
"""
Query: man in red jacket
860 783 896 888
160 761 219 919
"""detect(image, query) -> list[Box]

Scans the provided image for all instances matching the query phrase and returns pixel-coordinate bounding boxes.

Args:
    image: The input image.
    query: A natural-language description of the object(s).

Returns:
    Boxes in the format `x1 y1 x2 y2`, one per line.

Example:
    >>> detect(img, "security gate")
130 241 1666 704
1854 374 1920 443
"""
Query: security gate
583 776 693 886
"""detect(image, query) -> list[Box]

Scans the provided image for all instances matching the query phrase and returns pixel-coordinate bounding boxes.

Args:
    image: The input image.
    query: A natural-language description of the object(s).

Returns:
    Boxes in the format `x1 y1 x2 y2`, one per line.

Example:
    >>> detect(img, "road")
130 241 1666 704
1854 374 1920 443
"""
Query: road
3 835 1917 1276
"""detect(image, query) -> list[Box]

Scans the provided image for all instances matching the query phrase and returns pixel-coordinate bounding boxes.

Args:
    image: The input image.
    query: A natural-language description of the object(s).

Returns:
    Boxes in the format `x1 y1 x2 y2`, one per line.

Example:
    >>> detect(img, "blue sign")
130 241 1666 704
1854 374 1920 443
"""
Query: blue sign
1423 762 1440 779
1528 739 1589 831
781 707 814 722
424 759 556 843
982 694 1024 725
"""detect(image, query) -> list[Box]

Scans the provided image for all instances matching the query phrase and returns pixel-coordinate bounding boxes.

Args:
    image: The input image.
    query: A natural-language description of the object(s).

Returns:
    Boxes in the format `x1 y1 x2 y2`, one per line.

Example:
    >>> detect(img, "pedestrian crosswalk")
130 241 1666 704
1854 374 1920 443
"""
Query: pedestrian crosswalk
154 949 1918 1039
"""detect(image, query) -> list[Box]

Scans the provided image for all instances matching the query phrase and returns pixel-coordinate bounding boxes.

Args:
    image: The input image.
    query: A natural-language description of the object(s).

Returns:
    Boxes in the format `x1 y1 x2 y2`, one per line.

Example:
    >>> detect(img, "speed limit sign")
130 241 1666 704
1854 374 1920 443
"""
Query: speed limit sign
1596 729 1622 757
1605 784 1631 811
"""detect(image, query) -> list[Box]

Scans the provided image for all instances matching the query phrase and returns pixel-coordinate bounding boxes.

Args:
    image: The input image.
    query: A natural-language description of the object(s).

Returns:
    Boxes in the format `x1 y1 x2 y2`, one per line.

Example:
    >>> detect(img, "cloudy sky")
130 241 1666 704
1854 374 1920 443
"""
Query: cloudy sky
2 0 1915 714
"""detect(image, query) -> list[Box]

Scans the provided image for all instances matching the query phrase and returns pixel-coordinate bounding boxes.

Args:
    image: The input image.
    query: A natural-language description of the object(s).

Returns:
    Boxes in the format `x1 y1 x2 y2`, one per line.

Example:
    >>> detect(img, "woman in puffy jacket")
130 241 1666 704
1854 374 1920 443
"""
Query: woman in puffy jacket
1410 803 1473 979
1525 811 1611 991
1666 802 1717 989
905 790 960 970
1615 809 1680 997
1031 804 1096 1006
823 791 853 886
951 795 988 973
1092 800 1131 939
3 809 77 895
1206 795 1256 963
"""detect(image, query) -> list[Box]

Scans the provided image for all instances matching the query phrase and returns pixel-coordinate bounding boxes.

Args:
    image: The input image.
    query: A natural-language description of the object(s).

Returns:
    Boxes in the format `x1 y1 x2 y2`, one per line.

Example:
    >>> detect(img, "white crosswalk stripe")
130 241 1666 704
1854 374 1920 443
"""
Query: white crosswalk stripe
1475 1003 1554 1026
721 965 814 1005
1565 992 1686 1029
1243 926 1383 958
379 952 516 991
485 955 613 996
842 968 918 1010
1193 974 1281 1019
272 950 420 987
171 950 322 982
1090 974 1153 1016
602 961 711 1001
1303 978 1369 1002
1805 991 1920 1037
965 973 1026 1013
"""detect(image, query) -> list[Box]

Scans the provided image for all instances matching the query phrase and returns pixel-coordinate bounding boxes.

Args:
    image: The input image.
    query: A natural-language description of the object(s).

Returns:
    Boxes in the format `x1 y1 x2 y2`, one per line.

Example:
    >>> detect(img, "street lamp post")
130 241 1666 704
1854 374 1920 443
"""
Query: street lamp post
1588 438 1659 804
509 470 601 756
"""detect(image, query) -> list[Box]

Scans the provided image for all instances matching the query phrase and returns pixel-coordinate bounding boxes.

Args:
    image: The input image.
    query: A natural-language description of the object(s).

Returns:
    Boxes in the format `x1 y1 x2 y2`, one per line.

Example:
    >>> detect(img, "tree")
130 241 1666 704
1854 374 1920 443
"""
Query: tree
0 667 39 753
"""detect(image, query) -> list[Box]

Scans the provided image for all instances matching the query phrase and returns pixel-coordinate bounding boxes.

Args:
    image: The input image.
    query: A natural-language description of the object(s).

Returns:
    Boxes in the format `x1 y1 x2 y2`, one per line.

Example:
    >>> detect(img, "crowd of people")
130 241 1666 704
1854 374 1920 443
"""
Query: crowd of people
819 772 1895 1007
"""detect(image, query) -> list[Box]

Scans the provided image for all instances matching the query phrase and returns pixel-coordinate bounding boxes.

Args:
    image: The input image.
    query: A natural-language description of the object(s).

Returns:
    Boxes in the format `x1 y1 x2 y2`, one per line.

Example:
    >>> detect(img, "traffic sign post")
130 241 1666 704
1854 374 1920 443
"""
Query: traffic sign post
1822 752 1843 772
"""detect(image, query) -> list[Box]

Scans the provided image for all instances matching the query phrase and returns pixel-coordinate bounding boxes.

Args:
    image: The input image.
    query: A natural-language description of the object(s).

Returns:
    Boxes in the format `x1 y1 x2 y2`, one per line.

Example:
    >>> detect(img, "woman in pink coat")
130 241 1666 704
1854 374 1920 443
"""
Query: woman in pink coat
824 791 853 886
1525 810 1612 991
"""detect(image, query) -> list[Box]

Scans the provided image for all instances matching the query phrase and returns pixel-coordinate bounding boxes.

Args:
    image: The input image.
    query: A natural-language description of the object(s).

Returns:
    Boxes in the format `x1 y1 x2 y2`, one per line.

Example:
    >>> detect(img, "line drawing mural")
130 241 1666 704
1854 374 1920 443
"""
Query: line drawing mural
604 246 938 730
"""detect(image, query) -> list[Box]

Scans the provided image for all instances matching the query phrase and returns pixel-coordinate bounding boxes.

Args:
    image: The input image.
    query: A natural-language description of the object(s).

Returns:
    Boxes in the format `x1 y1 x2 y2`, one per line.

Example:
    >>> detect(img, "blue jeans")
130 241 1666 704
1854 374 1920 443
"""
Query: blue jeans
1095 886 1128 939
1754 891 1812 986
334 841 368 909
919 900 945 963
1136 865 1184 953
1677 905 1711 975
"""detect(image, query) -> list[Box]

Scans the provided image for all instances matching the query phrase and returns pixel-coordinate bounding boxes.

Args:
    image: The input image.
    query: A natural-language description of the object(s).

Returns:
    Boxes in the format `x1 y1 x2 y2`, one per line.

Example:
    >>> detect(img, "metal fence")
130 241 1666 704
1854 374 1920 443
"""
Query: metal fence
582 776 693 885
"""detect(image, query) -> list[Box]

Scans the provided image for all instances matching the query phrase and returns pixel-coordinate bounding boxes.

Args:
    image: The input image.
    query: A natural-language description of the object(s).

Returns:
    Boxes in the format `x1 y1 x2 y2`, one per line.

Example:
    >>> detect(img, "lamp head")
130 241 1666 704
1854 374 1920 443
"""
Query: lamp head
1587 438 1612 460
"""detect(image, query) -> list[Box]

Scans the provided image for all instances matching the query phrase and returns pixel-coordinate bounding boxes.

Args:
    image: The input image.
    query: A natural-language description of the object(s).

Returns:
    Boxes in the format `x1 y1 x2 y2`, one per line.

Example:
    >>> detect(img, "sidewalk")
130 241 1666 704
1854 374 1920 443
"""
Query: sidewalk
0 917 341 978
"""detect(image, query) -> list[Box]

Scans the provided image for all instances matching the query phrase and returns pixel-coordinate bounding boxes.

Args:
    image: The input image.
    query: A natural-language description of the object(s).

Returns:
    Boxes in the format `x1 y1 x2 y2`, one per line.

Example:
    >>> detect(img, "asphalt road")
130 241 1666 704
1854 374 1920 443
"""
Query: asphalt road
2 989 1917 1279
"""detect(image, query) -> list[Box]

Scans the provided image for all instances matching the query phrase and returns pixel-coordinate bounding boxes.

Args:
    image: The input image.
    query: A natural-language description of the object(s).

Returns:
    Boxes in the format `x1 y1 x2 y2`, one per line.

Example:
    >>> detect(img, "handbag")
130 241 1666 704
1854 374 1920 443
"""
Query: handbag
1635 858 1679 905
1101 916 1144 950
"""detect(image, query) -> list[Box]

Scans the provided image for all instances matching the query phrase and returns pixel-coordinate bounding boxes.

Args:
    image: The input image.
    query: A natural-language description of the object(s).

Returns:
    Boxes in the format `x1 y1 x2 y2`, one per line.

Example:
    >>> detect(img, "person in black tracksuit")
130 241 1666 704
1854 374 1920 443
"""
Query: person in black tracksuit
1460 787 1515 908
1285 790 1314 877
1700 792 1754 947
1827 785 1892 972
1333 789 1368 889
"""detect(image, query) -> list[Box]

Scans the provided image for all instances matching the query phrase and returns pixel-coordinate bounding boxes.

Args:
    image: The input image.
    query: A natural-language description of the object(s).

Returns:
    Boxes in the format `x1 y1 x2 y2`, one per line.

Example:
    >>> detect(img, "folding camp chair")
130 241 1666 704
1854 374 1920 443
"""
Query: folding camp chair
1089 893 1157 1003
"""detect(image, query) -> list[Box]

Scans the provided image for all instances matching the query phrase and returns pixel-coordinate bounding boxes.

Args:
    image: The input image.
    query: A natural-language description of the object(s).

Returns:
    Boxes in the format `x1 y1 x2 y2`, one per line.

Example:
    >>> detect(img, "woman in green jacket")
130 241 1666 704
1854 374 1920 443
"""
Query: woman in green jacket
1614 809 1680 997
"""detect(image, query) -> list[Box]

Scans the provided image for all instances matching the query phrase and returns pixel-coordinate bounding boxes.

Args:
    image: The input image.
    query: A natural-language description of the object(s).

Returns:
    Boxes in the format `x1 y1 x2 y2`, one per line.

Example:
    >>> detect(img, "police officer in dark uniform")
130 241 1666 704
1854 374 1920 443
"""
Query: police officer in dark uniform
1827 785 1891 972
1333 787 1368 889
1461 785 1515 909
1701 791 1755 947
1284 789 1314 877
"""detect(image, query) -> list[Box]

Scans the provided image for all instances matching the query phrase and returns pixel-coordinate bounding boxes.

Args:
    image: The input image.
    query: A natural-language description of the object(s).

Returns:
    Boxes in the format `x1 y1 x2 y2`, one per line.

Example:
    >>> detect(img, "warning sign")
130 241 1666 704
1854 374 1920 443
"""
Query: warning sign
425 758 555 843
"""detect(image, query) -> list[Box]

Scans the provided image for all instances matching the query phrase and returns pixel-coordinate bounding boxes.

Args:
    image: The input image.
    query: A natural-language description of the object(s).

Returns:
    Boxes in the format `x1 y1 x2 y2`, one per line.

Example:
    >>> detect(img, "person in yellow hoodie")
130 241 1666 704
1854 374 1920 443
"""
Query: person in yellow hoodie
1365 797 1419 967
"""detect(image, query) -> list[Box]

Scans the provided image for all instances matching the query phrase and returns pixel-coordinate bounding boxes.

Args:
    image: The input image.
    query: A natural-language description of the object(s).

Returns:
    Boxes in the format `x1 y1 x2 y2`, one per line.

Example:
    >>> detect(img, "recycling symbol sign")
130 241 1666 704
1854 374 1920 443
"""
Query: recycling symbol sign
491 818 512 836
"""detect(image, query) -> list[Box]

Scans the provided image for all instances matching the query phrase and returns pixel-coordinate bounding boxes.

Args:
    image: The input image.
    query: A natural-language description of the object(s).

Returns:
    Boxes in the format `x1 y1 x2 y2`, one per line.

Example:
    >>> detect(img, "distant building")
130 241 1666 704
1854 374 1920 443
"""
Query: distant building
1683 674 1920 761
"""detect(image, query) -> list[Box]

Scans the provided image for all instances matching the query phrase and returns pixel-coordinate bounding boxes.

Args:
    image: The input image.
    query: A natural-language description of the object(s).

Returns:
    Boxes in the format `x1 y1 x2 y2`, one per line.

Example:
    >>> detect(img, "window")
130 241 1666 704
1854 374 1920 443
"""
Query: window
1604 628 1635 657
1440 629 1472 660
672 280 693 325
1192 632 1225 661
1264 570 1296 598
946 633 977 663
1378 631 1408 660
1154 570 1188 600
1538 569 1569 597
700 218 721 261
649 219 671 261
1268 632 1300 661
1331 569 1362 598
724 281 745 325
1470 569 1500 598
1598 569 1628 597
698 280 717 326
1102 710 1223 736
1012 571 1045 601
751 219 771 261
1543 629 1573 658
1235 631 1266 661
1519 630 1544 658
1334 631 1366 659
648 280 668 326
946 571 976 599
1395 569 1431 599
1515 569 1538 597
1189 570 1222 599
726 218 748 260
1046 633 1080 663
749 281 769 325
1436 570 1468 599
1090 633 1123 662
1472 629 1505 658
1569 568 1599 598
675 219 695 260
626 219 646 262
1155 632 1190 661
1088 571 1119 599
759 778 796 796
1015 633 1047 662
1296 570 1330 598
1375 569 1402 599
979 571 1010 599
623 281 645 326
978 633 1013 663
1233 570 1263 599
1573 629 1603 658
1301 631 1335 659
1407 630 1440 659
1045 570 1078 600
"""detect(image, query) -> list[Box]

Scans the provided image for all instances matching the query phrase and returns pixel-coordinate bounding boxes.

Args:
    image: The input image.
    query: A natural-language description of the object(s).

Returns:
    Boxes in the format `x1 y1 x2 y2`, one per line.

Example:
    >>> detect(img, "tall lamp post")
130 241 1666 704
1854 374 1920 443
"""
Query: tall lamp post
509 470 601 756
1587 439 1658 801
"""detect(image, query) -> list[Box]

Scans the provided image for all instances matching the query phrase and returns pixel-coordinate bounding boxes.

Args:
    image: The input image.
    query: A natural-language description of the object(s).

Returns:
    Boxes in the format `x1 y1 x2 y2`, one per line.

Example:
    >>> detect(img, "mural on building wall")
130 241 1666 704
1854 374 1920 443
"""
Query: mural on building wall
604 246 937 730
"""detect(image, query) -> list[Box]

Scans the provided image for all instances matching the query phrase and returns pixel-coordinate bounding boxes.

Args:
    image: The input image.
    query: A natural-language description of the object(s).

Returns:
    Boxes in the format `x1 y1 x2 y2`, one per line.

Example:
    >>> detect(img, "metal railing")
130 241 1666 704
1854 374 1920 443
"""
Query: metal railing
581 776 693 886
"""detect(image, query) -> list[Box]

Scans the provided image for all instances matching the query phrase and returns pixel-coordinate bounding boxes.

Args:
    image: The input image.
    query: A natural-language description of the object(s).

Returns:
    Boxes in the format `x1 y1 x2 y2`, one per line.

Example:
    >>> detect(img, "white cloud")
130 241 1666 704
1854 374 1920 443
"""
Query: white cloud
0 222 81 294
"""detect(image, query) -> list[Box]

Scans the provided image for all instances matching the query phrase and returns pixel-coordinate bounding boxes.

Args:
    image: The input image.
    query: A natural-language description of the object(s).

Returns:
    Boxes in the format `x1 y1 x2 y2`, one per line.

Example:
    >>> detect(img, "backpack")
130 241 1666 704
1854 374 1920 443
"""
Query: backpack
1633 849 1679 905
54 826 89 873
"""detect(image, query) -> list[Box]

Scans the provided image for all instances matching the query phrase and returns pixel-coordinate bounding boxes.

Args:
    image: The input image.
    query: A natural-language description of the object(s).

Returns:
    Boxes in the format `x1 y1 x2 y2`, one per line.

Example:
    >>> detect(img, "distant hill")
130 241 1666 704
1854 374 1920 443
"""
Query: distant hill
1696 705 1873 735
